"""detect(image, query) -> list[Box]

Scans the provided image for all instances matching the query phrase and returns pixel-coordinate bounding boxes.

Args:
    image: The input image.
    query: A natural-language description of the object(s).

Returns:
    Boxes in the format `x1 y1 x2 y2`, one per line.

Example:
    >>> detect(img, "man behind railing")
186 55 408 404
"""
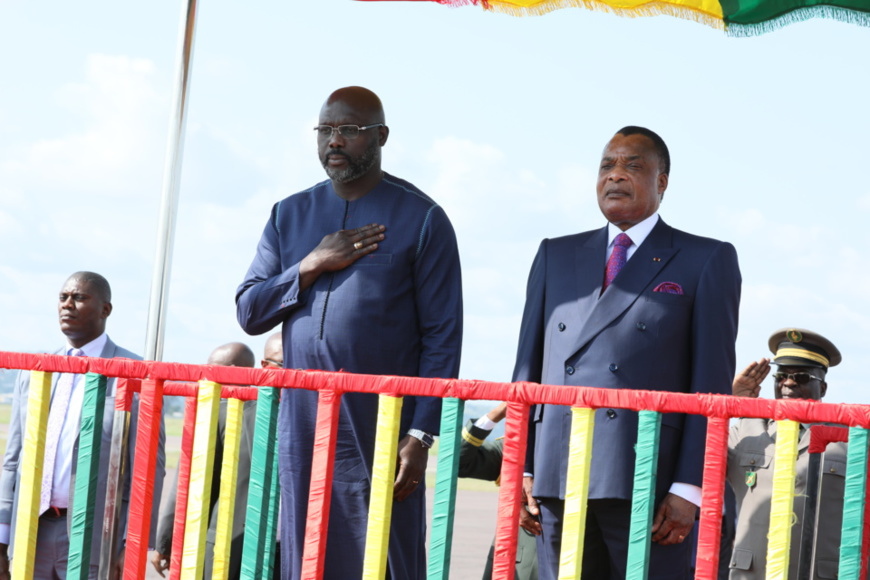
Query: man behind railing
236 87 463 579
515 127 742 579
0 271 166 579
151 342 258 580
727 328 845 580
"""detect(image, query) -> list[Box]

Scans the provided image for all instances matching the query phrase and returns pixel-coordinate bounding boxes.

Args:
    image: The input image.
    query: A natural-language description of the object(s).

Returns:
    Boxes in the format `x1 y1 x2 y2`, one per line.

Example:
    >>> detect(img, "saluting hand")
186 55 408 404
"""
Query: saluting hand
733 358 770 398
299 223 386 290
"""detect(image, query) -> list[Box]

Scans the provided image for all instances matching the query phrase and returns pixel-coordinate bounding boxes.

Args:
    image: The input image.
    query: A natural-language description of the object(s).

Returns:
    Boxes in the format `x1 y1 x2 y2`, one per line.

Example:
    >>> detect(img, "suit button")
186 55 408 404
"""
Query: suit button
566 366 575 375
750 459 756 465
609 363 618 372
558 323 566 332
607 409 617 419
636 322 646 331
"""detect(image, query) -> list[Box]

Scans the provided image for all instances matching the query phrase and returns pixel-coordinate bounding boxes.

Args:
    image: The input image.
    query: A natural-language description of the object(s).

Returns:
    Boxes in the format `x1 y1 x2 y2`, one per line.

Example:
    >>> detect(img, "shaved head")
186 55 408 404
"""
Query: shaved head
207 342 256 368
262 332 283 368
322 86 385 125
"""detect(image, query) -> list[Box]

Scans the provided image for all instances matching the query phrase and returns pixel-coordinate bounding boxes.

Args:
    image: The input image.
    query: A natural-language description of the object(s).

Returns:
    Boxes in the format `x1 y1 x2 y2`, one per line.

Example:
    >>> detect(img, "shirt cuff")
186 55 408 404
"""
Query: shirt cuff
668 482 702 507
0 523 10 545
523 472 534 479
474 415 497 431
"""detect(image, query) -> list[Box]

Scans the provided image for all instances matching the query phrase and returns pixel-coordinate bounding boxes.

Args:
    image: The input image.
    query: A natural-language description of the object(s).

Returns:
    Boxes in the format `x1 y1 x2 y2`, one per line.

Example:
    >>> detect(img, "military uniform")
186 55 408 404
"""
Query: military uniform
727 419 846 579
726 328 845 580
460 418 538 580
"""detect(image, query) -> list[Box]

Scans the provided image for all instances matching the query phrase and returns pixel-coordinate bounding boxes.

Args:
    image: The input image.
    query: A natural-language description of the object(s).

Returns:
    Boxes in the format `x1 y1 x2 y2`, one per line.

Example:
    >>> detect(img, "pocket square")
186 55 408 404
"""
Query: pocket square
653 282 684 295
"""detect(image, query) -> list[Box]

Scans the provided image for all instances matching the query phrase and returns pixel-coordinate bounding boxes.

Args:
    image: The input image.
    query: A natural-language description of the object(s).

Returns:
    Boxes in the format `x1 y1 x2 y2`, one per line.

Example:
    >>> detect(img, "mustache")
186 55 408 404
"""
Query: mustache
325 148 347 158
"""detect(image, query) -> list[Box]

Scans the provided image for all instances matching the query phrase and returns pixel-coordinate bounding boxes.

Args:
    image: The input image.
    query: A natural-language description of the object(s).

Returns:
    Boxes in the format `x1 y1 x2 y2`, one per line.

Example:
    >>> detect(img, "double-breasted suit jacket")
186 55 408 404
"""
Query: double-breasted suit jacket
515 218 741 502
0 338 166 567
727 419 846 580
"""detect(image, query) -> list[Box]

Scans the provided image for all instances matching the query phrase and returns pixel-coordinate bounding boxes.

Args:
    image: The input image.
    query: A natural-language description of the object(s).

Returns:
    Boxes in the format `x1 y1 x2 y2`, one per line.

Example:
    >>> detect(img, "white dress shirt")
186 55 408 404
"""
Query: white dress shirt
605 212 660 263
51 332 108 508
0 332 108 545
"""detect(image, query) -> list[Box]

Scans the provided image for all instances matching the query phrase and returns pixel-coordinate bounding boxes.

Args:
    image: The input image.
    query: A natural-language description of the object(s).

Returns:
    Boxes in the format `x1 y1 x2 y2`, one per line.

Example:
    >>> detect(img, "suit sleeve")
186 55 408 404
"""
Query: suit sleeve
408 205 463 435
674 241 741 486
0 370 26 531
512 240 548 474
155 470 179 555
236 203 306 336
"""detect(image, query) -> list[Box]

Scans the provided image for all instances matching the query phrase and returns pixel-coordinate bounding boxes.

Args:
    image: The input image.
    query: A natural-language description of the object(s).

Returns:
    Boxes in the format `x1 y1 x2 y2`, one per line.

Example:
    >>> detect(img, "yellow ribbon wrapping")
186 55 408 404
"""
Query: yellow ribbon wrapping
558 407 596 579
361 394 403 580
765 420 800 580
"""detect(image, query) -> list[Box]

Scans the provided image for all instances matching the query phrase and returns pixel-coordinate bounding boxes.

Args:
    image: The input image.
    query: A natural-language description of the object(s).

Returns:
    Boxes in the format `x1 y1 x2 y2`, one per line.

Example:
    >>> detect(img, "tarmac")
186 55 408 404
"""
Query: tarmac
144 466 502 579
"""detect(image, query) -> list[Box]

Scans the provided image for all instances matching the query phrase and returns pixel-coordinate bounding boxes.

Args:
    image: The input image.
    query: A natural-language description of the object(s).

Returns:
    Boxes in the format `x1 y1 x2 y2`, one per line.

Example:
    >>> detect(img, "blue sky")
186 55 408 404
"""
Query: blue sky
1 0 868 404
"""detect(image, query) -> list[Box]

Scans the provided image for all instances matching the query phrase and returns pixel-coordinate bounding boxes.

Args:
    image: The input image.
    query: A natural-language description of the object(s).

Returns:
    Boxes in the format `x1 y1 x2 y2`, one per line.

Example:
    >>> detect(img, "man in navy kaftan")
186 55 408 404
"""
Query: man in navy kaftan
236 86 463 579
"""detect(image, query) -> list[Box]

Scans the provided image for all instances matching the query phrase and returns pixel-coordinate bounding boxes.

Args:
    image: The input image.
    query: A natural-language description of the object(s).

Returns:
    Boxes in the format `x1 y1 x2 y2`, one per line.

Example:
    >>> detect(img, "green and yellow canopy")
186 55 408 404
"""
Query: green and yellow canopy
365 0 870 35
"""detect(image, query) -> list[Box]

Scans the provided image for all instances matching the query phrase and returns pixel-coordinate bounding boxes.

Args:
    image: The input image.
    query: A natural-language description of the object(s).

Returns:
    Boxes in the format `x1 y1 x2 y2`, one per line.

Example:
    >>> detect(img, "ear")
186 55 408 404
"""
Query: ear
657 172 668 197
102 302 113 319
379 125 389 147
819 380 827 399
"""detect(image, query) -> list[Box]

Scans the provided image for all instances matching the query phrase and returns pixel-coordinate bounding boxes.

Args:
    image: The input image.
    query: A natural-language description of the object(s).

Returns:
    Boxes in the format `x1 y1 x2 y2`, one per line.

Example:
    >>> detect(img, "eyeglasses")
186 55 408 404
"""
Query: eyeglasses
773 372 823 385
313 124 384 140
263 358 284 368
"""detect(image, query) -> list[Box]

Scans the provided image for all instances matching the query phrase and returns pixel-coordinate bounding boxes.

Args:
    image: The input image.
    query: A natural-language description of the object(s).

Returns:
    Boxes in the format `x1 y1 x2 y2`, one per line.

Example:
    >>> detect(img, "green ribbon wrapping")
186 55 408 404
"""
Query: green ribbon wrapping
67 372 107 580
240 387 280 580
427 397 465 580
262 435 281 578
626 410 661 580
838 427 869 580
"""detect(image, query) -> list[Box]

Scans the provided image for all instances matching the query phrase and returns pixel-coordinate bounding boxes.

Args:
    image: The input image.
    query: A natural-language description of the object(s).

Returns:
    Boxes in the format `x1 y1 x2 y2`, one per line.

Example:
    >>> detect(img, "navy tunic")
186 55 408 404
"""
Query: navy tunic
237 173 463 579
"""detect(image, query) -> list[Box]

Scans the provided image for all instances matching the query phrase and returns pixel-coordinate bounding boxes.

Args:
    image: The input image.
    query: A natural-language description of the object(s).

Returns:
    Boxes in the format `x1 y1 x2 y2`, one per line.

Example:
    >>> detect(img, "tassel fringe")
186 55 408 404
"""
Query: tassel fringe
431 0 869 38
475 0 725 29
725 4 870 36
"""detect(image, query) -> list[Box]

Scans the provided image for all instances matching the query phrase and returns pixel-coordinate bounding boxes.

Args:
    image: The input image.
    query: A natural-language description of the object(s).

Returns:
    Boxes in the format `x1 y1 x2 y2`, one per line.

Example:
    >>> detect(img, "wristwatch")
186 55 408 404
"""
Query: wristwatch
407 429 435 449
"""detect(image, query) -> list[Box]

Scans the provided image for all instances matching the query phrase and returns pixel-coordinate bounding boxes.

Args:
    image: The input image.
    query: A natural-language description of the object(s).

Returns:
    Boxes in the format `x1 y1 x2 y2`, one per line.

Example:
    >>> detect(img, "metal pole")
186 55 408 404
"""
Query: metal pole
98 2 200 577
144 0 200 362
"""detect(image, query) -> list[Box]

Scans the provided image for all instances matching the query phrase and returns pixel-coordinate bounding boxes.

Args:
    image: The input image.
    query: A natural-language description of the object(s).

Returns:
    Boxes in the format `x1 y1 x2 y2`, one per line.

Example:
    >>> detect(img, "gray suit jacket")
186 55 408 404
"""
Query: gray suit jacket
727 418 846 580
156 399 256 580
515 219 742 501
0 337 166 567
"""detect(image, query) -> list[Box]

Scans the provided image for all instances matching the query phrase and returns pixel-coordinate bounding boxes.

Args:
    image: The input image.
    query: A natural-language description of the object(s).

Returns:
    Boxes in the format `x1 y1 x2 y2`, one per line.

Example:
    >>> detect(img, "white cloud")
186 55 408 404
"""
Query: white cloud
2 54 165 197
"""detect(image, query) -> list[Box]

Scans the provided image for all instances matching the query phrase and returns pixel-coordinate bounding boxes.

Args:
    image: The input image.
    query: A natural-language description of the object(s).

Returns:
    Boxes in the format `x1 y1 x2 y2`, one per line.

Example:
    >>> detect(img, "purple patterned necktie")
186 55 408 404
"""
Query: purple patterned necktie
602 233 633 293
40 347 84 513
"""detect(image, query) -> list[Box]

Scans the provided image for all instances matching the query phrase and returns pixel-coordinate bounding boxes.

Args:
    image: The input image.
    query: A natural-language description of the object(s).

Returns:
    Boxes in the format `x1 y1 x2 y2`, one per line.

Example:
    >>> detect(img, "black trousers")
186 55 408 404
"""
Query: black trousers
535 497 692 580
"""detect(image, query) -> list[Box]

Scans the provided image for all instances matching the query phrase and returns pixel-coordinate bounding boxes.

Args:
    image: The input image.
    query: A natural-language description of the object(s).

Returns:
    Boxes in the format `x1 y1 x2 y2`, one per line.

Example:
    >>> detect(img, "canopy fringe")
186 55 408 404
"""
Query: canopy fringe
474 0 724 29
725 5 870 36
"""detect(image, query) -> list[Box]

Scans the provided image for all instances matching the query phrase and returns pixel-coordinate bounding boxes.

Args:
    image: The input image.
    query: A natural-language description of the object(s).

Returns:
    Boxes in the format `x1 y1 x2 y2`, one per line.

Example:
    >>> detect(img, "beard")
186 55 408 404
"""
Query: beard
321 141 379 184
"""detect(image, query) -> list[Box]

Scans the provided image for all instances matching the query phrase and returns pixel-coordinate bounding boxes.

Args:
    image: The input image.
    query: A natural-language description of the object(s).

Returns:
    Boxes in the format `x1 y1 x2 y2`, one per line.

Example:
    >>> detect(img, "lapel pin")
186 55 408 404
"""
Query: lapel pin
653 257 661 262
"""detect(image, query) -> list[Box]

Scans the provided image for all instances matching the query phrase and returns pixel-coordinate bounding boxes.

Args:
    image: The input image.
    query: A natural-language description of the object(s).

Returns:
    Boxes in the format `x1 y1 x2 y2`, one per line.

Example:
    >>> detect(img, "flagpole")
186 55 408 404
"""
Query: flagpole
99 1 200 577
144 0 200 362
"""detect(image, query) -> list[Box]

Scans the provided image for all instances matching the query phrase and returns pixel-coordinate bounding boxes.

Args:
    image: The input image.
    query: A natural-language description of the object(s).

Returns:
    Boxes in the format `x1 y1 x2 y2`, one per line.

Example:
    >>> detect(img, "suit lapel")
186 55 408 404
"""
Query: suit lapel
572 227 608 329
571 219 679 356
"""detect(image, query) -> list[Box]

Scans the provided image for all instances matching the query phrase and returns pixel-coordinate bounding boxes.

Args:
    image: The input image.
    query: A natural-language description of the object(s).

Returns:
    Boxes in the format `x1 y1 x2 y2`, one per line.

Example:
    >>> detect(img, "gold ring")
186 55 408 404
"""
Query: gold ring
412 480 419 484
354 241 363 250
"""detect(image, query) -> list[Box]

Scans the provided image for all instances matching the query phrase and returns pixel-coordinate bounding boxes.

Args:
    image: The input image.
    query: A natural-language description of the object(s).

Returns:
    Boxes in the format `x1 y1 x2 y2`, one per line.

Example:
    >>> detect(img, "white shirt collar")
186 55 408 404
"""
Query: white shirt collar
607 212 660 249
65 332 108 358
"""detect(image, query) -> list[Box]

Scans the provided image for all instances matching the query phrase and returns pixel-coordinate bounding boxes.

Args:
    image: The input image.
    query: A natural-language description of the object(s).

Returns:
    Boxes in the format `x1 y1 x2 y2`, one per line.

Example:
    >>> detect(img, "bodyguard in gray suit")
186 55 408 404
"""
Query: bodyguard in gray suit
514 128 741 579
727 329 845 580
0 271 166 579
